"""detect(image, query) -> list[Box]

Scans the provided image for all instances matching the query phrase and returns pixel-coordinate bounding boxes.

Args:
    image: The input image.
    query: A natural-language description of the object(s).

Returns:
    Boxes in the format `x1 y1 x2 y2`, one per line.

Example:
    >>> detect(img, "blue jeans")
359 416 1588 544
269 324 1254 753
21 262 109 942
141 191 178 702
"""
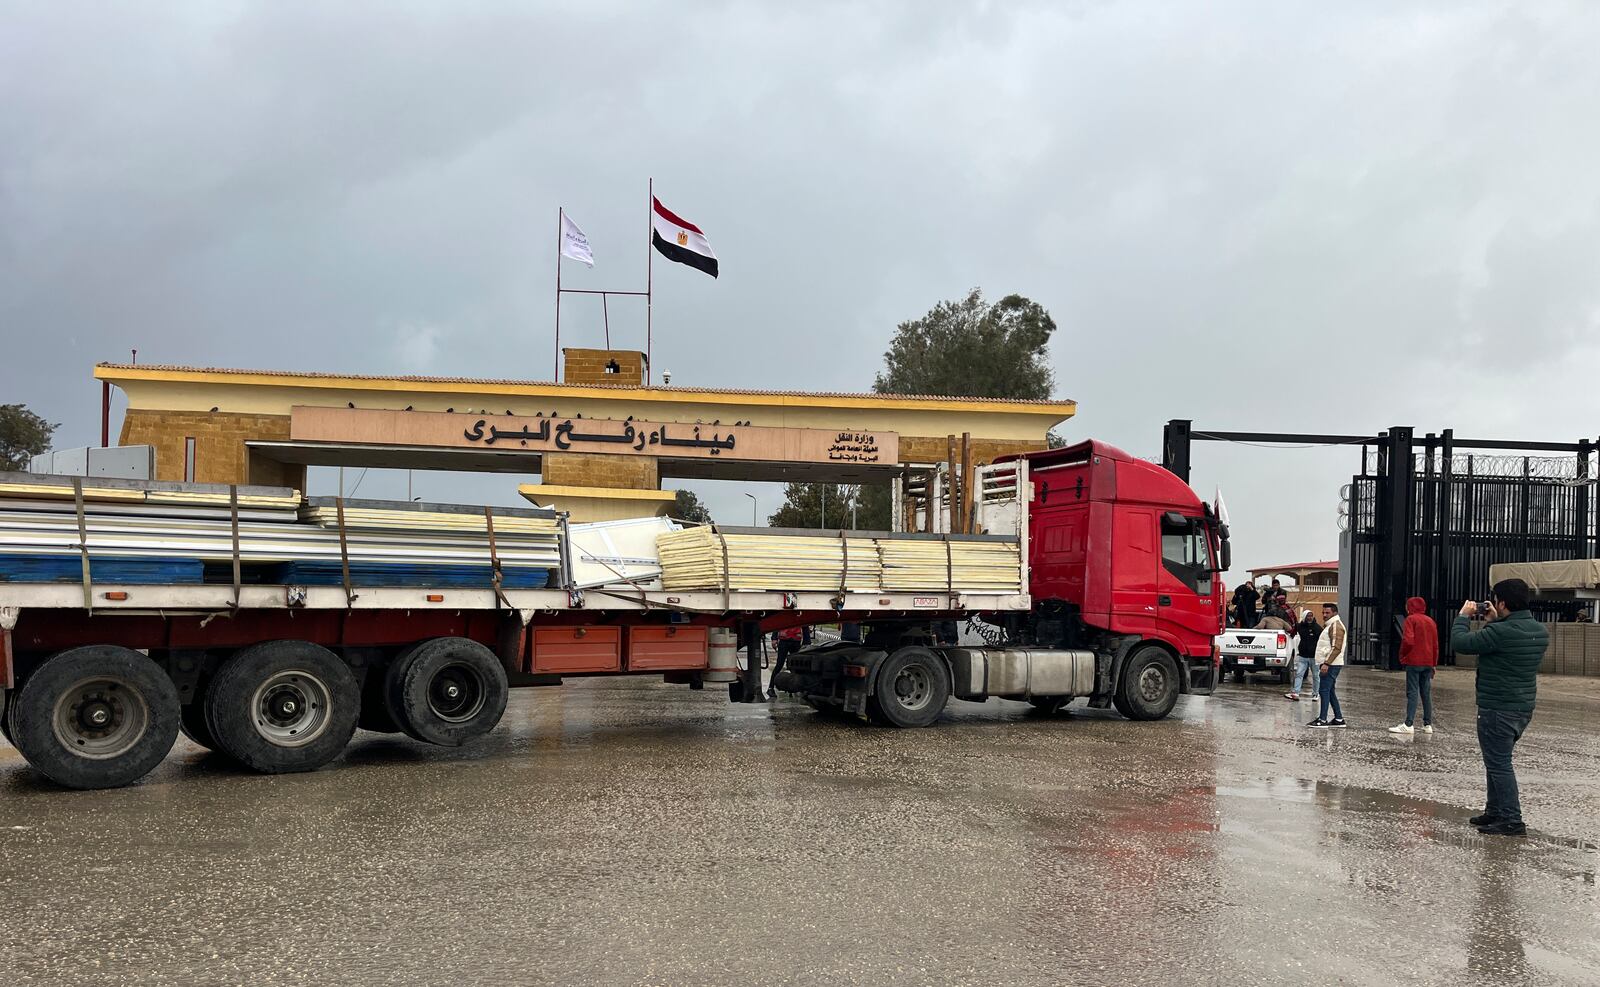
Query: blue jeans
1318 665 1342 721
1405 667 1434 726
1290 654 1319 695
1478 707 1533 824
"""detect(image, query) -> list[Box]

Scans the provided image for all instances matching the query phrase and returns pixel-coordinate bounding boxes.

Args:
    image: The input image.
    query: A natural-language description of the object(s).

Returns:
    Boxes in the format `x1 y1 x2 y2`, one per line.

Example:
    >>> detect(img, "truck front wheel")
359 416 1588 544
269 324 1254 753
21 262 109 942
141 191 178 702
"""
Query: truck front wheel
9 645 180 789
1118 646 1181 721
868 647 950 728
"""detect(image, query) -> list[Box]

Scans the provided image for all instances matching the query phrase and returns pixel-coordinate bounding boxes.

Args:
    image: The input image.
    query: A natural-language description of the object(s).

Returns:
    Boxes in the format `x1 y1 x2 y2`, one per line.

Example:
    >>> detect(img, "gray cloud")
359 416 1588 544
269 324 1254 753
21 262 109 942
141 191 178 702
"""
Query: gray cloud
3 0 1598 573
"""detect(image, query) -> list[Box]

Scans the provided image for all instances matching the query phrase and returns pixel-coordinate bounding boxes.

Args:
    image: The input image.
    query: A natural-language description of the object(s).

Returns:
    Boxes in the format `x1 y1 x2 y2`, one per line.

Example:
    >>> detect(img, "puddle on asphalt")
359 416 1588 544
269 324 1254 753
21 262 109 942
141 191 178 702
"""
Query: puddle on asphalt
1211 777 1600 859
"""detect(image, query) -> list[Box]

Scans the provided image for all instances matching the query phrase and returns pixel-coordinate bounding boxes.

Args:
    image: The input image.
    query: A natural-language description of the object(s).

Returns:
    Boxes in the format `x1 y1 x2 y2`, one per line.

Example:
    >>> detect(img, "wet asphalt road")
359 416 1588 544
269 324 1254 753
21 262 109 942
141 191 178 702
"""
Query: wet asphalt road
2 666 1597 987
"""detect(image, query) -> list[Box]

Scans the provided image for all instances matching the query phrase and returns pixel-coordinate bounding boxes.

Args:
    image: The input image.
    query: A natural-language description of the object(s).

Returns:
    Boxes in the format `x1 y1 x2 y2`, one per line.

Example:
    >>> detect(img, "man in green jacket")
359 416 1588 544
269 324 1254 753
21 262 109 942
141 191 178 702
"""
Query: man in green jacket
1452 578 1548 836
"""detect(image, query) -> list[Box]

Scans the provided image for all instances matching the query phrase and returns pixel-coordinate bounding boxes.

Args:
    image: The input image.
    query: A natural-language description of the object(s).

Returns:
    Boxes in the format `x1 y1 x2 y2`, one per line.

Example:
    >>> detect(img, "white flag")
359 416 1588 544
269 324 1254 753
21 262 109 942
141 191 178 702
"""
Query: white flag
560 211 594 267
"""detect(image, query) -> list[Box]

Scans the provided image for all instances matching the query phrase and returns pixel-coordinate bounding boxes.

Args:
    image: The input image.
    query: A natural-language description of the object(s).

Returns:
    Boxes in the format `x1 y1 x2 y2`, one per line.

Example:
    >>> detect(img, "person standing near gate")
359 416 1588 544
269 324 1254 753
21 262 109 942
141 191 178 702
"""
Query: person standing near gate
1306 603 1346 728
1389 597 1439 734
1453 579 1548 836
1285 609 1321 701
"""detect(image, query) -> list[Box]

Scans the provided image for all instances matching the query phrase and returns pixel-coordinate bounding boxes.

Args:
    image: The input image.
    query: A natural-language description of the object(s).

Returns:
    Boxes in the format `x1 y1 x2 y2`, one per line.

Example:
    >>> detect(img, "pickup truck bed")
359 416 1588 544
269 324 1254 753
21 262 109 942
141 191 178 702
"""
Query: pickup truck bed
1215 626 1295 684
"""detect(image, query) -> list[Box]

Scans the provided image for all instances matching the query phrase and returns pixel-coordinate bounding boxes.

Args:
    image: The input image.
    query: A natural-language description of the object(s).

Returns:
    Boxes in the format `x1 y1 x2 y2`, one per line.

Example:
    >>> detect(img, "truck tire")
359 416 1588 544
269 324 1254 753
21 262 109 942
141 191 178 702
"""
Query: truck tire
1 688 13 746
1118 646 1181 721
357 648 409 734
9 645 180 790
178 698 218 752
869 646 950 728
383 637 508 747
359 675 402 733
206 640 359 774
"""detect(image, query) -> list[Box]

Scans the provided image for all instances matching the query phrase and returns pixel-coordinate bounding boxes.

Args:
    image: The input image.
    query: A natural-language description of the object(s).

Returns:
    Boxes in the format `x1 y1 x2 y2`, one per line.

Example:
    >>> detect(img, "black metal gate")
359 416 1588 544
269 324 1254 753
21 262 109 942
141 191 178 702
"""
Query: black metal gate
1161 420 1597 671
1343 451 1595 665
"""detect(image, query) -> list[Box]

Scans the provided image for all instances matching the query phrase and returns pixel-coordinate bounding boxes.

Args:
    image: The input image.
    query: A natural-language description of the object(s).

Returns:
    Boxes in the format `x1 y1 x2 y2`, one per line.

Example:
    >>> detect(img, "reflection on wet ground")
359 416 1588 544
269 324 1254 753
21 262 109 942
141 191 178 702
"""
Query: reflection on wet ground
1 666 1596 985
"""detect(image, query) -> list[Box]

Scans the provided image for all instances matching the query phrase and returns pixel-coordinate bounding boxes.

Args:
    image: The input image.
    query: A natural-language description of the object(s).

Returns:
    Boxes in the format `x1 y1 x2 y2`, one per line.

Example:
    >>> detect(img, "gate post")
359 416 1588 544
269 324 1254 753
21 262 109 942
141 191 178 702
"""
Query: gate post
1162 420 1192 484
1376 427 1414 672
1578 438 1593 560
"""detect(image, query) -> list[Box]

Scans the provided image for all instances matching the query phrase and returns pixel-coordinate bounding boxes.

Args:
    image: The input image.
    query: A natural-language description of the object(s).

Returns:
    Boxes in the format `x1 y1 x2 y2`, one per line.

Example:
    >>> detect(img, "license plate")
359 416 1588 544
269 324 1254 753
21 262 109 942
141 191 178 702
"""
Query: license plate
1235 657 1255 665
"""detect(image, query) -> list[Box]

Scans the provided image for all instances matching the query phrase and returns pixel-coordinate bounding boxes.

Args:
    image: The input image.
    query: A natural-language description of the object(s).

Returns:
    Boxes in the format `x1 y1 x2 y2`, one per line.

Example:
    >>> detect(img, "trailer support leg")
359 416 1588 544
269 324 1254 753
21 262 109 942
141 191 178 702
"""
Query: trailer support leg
741 620 763 704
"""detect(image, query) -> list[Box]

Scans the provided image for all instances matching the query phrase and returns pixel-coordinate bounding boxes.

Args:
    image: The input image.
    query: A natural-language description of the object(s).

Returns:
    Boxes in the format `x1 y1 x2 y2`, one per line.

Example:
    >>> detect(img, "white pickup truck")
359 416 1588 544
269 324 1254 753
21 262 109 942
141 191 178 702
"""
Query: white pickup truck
1215 626 1296 684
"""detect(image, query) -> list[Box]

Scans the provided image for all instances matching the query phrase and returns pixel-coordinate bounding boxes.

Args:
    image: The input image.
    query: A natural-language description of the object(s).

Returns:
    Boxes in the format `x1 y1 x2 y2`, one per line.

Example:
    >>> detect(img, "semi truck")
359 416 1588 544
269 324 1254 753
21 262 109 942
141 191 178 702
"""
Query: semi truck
0 439 1227 790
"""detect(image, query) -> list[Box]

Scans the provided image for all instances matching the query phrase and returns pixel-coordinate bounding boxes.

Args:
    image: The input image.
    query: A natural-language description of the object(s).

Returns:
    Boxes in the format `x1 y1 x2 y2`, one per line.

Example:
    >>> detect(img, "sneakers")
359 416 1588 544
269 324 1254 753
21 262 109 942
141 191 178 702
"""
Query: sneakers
1388 723 1414 734
1469 812 1500 827
1421 724 1434 734
1306 718 1329 728
1328 718 1348 728
1284 692 1299 701
1476 820 1527 837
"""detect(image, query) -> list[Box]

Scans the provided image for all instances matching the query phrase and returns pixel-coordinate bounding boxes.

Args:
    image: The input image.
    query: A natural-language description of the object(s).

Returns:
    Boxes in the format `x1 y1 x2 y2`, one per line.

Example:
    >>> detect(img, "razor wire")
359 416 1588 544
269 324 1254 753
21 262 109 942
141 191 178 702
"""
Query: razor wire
1360 451 1599 484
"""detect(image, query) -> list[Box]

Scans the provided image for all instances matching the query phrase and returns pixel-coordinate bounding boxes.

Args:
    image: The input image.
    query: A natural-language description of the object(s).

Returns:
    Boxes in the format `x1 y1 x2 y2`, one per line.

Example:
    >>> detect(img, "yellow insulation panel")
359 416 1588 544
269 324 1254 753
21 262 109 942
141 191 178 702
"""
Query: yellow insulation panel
657 527 1020 594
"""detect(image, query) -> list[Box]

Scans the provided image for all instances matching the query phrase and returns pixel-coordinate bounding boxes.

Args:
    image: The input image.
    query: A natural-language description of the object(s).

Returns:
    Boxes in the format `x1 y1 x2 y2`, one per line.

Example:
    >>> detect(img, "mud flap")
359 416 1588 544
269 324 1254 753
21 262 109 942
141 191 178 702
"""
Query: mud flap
1188 658 1219 696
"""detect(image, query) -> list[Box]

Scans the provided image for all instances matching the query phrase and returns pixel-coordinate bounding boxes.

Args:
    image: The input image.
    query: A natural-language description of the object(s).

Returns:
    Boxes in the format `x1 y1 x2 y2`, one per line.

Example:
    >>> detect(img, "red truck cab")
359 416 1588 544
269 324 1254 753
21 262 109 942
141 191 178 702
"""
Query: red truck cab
1001 440 1227 691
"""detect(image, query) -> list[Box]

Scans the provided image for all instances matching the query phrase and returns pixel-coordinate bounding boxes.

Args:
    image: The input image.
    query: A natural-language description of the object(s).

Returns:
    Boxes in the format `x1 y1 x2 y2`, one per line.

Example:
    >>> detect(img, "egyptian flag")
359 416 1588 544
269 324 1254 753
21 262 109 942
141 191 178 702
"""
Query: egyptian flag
651 197 718 278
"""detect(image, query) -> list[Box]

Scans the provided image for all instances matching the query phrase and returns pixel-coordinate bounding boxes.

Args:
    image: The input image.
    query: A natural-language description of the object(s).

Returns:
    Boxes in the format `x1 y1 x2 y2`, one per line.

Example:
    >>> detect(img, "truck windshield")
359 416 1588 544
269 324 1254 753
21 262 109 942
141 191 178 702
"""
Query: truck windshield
1160 521 1214 596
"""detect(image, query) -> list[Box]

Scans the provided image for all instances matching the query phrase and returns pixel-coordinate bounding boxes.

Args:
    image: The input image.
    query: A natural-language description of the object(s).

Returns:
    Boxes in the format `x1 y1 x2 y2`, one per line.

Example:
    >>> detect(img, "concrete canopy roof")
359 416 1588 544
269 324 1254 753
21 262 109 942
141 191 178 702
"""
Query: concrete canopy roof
95 363 1077 427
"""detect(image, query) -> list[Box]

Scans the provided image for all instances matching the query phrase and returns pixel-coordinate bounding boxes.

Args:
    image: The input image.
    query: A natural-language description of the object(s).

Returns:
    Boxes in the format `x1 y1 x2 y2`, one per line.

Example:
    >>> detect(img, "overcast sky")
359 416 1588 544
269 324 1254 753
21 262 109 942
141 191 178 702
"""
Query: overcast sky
3 1 1598 578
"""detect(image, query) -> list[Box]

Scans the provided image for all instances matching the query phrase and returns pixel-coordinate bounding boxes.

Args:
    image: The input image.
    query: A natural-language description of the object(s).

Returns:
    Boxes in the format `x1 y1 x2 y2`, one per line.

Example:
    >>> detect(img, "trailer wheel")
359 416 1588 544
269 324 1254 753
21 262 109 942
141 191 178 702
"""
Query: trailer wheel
357 648 410 734
1118 646 1181 721
206 640 359 774
359 675 402 733
9 645 180 790
178 699 218 752
384 637 508 747
869 647 950 728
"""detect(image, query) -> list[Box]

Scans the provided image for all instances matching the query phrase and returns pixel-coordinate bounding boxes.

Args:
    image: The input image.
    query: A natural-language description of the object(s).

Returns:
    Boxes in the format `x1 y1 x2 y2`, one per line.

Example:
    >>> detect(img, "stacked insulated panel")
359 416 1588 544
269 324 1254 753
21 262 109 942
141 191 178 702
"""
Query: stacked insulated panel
655 527 1019 594
0 474 562 589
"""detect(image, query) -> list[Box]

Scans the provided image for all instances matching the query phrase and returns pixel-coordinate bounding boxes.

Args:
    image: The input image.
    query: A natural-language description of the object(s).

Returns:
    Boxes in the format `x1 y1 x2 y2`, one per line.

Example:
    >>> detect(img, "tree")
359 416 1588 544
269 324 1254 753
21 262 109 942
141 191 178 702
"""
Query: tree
0 404 57 470
673 488 714 525
872 288 1056 399
767 483 889 530
770 289 1059 528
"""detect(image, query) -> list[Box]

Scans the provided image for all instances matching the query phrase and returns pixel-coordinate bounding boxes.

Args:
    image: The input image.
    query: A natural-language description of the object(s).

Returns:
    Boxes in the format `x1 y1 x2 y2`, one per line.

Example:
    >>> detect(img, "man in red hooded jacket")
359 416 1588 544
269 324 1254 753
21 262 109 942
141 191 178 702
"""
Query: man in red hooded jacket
1389 597 1439 734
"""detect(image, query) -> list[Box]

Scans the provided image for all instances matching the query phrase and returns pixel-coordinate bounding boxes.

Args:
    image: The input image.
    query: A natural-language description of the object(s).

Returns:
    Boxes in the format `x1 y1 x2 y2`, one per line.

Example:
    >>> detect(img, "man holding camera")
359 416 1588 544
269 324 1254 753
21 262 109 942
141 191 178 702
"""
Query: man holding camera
1452 578 1549 836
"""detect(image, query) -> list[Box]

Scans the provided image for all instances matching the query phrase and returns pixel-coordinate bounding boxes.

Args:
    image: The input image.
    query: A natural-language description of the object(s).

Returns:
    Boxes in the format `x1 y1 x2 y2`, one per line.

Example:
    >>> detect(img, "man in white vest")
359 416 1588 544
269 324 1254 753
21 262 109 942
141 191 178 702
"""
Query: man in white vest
1307 603 1347 728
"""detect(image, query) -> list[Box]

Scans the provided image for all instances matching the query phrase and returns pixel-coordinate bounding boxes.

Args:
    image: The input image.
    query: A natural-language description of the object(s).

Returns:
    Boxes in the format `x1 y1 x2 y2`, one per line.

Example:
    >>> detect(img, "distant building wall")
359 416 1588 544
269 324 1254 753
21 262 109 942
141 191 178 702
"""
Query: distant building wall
1454 622 1600 677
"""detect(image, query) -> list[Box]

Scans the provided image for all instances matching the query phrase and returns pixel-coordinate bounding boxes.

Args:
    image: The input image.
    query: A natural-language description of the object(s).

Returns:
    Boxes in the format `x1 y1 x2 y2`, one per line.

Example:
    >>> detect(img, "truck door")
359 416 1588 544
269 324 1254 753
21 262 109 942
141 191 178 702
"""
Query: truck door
1157 515 1218 654
1110 507 1160 633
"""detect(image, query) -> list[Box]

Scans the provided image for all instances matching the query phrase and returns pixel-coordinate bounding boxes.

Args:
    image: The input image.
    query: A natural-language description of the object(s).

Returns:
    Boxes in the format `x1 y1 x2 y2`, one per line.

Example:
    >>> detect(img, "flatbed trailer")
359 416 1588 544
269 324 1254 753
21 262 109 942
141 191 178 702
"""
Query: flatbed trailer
0 440 1226 789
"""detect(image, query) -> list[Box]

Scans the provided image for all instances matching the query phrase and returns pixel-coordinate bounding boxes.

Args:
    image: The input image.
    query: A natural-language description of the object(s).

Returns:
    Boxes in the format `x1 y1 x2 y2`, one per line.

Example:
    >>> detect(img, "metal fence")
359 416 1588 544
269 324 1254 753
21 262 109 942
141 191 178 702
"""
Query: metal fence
1343 462 1595 665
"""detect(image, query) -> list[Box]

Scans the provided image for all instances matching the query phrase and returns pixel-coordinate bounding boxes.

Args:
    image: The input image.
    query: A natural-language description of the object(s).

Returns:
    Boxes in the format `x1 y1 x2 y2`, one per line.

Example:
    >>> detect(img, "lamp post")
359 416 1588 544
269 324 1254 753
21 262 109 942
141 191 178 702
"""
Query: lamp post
744 492 757 526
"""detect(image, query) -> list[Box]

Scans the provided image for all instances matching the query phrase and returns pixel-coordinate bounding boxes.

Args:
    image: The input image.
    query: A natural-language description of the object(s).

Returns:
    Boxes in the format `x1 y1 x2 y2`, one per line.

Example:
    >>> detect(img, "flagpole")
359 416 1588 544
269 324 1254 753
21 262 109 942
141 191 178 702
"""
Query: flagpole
554 207 563 382
646 177 653 385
